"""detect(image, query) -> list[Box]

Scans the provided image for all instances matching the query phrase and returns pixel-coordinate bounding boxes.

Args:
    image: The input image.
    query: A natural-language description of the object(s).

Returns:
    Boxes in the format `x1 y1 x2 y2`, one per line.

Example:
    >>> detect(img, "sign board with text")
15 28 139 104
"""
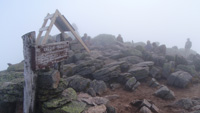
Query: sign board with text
35 41 69 69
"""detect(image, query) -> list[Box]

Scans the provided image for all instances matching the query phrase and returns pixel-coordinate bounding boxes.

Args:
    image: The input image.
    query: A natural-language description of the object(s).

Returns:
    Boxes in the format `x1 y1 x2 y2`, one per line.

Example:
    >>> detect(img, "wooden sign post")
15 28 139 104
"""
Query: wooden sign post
22 31 37 113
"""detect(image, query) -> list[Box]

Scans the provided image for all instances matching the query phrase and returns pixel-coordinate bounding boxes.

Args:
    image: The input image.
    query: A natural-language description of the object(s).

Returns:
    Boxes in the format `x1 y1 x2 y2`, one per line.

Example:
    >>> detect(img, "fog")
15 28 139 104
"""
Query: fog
0 0 200 71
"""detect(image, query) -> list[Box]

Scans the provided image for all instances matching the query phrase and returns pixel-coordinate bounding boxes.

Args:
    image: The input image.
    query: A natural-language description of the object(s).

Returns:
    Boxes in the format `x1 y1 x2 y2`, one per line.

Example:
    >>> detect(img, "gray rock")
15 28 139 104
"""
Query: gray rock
175 55 188 66
154 85 175 100
128 65 149 80
167 71 192 88
93 62 123 81
62 63 76 77
176 65 196 76
192 105 200 111
38 70 61 89
106 105 116 113
162 61 175 79
121 48 142 57
139 106 152 113
172 98 193 110
66 75 91 92
87 88 96 97
150 66 162 79
89 80 107 95
190 110 200 113
125 77 140 91
117 73 132 84
135 61 154 67
119 56 144 64
152 54 166 67
148 78 160 87
110 83 121 90
85 104 107 113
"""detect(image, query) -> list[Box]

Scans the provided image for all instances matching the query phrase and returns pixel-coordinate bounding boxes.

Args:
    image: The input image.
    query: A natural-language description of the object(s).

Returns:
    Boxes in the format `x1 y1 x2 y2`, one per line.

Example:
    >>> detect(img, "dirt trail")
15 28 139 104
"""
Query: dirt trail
104 82 200 113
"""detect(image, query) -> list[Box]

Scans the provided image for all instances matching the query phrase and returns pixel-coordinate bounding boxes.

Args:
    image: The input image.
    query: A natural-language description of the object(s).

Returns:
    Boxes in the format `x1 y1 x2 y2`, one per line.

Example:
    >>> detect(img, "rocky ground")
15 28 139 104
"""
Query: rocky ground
1 34 200 113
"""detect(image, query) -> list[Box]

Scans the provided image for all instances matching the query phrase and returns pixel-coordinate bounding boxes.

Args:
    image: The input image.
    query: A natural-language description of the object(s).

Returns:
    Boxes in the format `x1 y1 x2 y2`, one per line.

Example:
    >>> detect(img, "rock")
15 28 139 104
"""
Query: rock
176 65 196 76
106 105 116 113
152 54 166 67
84 104 107 113
37 79 68 102
119 56 144 64
154 85 175 100
172 98 193 110
7 61 24 72
189 54 200 71
110 83 121 90
87 88 96 97
150 67 162 79
43 101 86 113
148 78 160 87
117 73 132 84
62 88 77 100
66 75 91 92
162 61 175 79
190 110 200 113
120 62 130 73
81 97 109 106
93 63 120 82
89 80 107 95
0 101 17 113
175 55 188 66
192 105 200 111
139 106 152 113
62 63 76 77
121 48 142 57
0 72 24 102
104 94 120 101
43 96 72 108
125 77 140 91
37 70 61 89
134 61 154 68
128 65 149 80
167 71 192 88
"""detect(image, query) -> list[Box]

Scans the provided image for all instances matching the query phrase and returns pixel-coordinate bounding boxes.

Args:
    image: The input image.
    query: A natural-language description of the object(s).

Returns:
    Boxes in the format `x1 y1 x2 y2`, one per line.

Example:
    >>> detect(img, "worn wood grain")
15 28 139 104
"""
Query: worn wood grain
22 31 37 113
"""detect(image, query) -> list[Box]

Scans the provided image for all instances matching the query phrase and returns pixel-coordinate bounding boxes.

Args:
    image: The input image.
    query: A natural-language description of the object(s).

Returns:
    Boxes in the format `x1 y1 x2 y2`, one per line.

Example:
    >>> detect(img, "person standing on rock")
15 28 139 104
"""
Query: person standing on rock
145 40 152 52
185 38 192 51
116 34 124 43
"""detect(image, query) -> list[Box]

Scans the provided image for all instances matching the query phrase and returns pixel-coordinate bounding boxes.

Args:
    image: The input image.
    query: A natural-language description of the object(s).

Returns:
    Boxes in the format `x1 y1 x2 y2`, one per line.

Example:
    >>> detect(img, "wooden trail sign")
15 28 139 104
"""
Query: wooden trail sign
35 41 69 70
22 31 37 113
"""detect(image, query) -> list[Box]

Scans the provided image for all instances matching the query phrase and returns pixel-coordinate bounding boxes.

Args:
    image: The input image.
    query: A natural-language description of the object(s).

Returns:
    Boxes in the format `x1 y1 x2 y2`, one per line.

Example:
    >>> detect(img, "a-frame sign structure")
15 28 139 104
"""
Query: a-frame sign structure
36 9 90 53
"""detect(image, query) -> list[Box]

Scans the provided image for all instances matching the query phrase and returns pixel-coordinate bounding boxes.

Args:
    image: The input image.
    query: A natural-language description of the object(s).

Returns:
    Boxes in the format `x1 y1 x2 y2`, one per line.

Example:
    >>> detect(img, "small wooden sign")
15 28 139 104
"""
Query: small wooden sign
35 41 69 69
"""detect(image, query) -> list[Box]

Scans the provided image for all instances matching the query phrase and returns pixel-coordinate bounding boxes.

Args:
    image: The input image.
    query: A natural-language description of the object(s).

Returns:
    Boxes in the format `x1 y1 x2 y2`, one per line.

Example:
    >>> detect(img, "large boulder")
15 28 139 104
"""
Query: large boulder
0 71 24 102
37 70 61 89
176 65 197 76
117 73 132 84
150 66 162 79
65 75 91 92
128 63 150 80
162 61 175 79
152 54 166 67
154 85 175 100
89 80 107 95
93 62 126 81
175 55 188 66
167 71 192 88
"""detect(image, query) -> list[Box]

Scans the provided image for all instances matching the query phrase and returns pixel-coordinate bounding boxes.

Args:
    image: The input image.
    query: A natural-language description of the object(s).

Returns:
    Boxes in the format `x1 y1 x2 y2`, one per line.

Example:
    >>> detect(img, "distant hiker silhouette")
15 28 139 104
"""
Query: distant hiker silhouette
116 34 124 43
185 38 192 50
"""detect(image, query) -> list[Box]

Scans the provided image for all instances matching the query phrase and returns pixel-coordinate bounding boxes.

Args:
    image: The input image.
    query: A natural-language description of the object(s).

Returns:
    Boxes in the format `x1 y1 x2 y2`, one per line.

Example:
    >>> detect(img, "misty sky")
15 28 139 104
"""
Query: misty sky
0 0 200 71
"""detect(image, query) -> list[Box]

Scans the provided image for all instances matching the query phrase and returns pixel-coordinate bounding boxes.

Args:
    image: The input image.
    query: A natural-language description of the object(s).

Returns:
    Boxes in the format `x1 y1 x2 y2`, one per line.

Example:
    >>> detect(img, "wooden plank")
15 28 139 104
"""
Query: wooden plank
44 13 54 20
35 41 69 69
42 10 58 44
56 10 90 53
36 13 49 44
22 31 37 113
39 26 49 32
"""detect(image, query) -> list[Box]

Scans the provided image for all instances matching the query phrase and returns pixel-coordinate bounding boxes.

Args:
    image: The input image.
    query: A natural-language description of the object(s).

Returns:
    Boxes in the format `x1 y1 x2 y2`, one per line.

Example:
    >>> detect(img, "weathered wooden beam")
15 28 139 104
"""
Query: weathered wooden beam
22 31 37 113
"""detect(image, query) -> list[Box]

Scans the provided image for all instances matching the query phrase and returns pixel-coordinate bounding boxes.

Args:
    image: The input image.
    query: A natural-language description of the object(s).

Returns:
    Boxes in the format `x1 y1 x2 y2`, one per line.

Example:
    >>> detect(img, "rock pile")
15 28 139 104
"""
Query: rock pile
1 34 200 113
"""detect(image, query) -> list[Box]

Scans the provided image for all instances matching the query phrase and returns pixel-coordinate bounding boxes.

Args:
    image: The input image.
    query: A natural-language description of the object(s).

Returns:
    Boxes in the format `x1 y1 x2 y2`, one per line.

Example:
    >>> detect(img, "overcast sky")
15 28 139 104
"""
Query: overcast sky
0 0 200 71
